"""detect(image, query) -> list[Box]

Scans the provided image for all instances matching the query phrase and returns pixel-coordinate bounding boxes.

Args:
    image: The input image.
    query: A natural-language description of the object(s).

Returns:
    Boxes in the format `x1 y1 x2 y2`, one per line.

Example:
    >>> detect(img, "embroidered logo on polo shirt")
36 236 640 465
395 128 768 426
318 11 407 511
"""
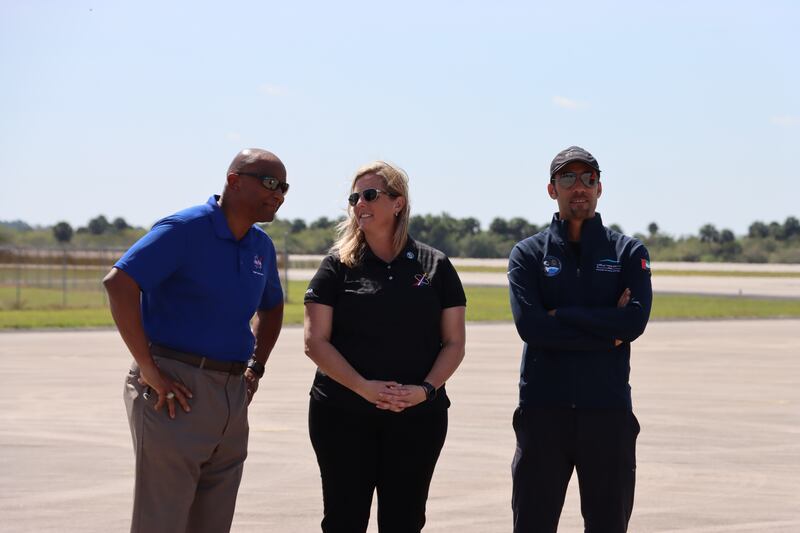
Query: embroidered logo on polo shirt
252 255 264 276
305 288 317 297
344 278 380 294
542 256 561 277
595 259 622 273
413 273 431 287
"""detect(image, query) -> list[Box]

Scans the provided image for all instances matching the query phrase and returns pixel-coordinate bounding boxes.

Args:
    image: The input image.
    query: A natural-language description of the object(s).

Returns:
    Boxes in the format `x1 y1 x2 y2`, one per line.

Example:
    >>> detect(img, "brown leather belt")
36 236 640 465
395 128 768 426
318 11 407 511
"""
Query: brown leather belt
150 344 247 375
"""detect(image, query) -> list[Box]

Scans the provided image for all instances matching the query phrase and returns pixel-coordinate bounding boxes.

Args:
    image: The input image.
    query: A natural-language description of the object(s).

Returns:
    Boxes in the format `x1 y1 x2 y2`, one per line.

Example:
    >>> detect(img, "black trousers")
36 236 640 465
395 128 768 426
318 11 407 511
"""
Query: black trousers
309 399 448 533
511 407 640 533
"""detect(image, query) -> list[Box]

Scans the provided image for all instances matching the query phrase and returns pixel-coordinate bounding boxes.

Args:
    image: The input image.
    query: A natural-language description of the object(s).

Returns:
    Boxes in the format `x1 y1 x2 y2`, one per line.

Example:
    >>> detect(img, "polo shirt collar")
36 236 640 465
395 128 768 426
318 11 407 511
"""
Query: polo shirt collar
207 195 257 244
401 236 419 261
363 236 418 264
207 195 235 241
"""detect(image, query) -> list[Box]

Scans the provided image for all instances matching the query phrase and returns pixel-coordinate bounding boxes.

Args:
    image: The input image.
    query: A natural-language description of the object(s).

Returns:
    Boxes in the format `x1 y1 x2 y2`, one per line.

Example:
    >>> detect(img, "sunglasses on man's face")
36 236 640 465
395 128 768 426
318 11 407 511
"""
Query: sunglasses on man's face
237 172 290 194
347 188 395 206
553 171 597 189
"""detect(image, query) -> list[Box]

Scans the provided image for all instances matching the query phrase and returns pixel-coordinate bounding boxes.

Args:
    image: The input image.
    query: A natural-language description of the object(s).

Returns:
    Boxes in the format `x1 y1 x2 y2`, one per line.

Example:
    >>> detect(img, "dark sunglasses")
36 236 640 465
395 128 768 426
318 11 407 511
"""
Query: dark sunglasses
237 172 290 194
347 188 396 206
553 171 598 189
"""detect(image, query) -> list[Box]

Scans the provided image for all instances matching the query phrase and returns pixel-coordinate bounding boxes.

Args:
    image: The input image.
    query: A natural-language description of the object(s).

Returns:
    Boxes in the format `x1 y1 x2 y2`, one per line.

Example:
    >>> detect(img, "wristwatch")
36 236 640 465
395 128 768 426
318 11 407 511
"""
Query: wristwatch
421 381 437 402
247 358 265 378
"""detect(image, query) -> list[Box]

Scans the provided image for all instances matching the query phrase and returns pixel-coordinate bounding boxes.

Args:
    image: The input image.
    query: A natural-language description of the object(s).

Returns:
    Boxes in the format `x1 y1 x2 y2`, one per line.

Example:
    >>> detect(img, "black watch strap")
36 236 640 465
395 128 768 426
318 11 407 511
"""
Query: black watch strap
421 381 437 402
247 358 265 378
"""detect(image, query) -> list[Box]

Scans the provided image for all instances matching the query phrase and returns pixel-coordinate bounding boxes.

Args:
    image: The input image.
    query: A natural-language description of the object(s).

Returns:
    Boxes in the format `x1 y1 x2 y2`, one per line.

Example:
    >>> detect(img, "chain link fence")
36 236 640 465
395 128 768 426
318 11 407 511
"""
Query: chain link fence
0 246 123 310
0 245 294 310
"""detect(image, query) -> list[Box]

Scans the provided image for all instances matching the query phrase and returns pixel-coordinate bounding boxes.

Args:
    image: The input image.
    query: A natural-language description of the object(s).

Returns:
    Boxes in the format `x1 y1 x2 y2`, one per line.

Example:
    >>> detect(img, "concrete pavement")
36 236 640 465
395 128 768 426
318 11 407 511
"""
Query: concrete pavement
1 321 798 532
291 256 800 273
287 268 800 299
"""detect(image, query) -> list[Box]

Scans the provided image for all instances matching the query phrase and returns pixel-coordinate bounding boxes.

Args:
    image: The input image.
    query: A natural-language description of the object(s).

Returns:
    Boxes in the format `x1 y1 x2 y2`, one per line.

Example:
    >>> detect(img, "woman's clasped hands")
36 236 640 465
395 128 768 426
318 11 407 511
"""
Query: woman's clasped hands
359 380 427 412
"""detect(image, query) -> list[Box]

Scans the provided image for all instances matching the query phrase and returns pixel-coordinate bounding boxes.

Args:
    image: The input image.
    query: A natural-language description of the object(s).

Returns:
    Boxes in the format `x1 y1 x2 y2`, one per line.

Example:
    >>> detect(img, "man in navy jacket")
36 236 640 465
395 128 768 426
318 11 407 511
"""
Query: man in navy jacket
508 146 652 533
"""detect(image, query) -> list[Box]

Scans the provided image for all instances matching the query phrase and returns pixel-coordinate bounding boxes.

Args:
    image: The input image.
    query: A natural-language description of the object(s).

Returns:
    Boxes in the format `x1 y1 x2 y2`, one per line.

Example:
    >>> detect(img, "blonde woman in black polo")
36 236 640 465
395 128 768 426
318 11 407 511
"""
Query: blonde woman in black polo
304 161 467 533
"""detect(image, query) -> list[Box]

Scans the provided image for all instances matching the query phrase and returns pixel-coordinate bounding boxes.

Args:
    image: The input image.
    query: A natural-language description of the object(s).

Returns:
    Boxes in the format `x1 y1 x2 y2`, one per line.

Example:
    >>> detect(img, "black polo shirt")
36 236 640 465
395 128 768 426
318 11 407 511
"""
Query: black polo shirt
304 237 466 412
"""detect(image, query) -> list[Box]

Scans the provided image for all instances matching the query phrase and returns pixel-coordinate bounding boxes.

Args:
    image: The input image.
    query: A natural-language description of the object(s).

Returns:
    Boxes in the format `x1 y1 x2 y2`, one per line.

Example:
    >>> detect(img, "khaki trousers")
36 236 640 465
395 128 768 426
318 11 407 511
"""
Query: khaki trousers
124 356 249 533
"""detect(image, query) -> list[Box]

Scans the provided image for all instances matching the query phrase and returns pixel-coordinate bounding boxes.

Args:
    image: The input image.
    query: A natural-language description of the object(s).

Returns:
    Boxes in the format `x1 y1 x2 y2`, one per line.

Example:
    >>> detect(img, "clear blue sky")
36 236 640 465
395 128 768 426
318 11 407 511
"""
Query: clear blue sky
2 0 798 237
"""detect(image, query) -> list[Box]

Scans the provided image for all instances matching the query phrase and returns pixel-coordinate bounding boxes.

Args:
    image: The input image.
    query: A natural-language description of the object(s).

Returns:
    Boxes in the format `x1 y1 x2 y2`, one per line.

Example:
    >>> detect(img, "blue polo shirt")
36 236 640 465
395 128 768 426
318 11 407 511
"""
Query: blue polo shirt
115 196 283 362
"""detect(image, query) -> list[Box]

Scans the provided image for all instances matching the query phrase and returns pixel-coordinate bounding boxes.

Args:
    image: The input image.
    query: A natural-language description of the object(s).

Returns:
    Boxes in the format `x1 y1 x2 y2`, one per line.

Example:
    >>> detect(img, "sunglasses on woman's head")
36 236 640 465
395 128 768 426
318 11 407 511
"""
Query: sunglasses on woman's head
553 171 597 189
347 188 395 206
237 172 290 194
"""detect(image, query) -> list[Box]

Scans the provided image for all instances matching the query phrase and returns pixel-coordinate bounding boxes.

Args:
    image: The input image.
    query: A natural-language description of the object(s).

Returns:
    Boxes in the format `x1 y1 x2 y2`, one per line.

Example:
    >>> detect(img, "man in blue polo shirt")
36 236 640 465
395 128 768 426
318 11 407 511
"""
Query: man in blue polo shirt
508 146 652 533
103 148 287 533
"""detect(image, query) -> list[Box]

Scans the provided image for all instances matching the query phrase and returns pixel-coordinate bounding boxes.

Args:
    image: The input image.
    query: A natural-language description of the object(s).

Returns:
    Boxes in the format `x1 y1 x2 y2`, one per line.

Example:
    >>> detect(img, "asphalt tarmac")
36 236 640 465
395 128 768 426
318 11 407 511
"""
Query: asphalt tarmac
1 321 798 532
286 269 800 299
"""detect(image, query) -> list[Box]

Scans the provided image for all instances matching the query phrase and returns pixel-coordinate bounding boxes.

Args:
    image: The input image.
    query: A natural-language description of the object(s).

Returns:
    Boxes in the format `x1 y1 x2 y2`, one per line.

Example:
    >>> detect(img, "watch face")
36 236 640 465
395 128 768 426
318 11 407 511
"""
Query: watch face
248 360 265 377
423 382 436 401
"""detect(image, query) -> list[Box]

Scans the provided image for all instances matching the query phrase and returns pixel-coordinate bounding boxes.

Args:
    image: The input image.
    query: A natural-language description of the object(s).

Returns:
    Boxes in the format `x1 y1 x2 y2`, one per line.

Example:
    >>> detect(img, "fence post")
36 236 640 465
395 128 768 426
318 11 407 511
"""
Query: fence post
15 247 22 309
46 247 55 289
283 232 289 303
102 248 109 307
62 247 68 307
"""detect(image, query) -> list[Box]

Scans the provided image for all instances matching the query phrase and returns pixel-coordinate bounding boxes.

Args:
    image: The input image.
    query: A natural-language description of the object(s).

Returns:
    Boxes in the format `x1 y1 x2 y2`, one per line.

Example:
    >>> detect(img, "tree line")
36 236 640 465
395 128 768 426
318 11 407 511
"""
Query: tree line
1 216 145 247
2 214 799 263
641 217 800 263
267 214 800 262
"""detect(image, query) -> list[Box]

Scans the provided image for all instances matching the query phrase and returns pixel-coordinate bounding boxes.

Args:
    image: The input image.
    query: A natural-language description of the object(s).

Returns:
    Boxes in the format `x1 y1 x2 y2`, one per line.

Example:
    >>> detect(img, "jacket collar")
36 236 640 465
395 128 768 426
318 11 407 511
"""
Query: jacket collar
549 212 605 245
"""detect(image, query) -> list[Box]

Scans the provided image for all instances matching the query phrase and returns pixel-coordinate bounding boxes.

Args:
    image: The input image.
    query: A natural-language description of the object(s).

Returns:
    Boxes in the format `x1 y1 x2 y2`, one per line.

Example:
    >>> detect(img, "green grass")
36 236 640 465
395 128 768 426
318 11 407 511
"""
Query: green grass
650 293 800 319
0 265 109 276
3 282 800 329
0 303 305 330
0 286 108 310
4 263 799 282
462 288 800 321
453 265 509 273
0 281 308 329
464 286 514 321
0 308 115 329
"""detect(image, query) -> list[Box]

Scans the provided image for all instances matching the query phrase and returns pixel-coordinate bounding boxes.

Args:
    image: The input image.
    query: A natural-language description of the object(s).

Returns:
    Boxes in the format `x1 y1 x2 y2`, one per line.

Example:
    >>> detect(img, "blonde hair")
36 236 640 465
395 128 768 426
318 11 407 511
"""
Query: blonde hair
332 161 411 268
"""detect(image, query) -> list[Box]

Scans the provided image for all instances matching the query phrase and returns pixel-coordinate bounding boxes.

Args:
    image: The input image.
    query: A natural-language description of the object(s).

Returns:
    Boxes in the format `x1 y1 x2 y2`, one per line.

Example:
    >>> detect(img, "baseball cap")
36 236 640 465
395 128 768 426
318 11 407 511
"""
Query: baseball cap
550 146 601 177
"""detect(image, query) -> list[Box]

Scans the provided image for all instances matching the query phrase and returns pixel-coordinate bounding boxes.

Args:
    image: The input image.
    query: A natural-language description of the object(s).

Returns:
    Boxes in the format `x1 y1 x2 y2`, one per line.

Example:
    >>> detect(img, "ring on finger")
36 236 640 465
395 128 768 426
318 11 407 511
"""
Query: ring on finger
166 391 176 400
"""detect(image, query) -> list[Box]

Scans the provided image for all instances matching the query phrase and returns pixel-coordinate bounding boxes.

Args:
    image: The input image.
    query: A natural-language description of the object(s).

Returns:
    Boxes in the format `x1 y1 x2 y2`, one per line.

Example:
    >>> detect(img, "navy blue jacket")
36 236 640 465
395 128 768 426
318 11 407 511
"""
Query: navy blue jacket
508 213 652 410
